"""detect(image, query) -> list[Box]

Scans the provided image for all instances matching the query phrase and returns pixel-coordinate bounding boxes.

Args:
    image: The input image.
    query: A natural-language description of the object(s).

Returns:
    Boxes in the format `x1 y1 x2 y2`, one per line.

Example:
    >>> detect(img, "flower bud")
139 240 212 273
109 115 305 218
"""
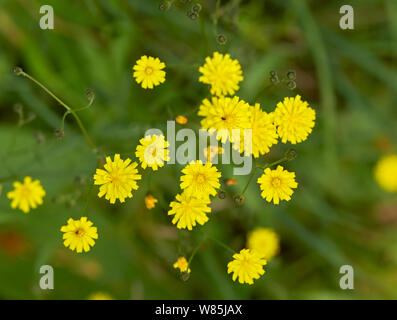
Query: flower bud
233 195 244 205
287 80 296 90
13 67 23 76
270 76 279 84
216 34 227 45
159 1 171 11
225 178 238 186
218 190 226 199
192 3 202 13
181 271 190 281
85 89 95 101
287 70 296 80
187 10 198 20
269 71 277 77
13 104 23 114
285 148 297 160
54 129 64 139
175 115 188 125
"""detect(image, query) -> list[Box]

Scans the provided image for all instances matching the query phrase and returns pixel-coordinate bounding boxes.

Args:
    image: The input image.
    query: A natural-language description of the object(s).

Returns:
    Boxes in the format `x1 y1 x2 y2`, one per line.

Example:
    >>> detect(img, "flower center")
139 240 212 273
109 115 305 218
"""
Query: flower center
74 228 85 237
195 173 206 184
110 174 120 184
271 177 281 188
144 66 154 75
20 186 31 197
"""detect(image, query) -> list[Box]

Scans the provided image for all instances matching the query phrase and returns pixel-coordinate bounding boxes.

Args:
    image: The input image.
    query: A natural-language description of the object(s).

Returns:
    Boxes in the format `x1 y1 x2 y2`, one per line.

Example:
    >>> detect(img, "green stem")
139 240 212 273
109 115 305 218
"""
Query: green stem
188 238 205 266
241 166 257 196
19 71 98 153
207 235 236 255
257 156 288 170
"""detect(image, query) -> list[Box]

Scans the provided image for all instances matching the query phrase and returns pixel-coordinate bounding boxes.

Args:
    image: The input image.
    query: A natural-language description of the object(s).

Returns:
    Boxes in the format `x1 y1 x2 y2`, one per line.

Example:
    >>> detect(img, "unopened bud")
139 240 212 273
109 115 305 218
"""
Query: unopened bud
270 76 279 84
269 71 277 77
233 195 244 205
187 10 198 20
181 271 190 281
287 70 296 80
175 115 188 125
225 178 238 186
218 190 226 199
192 3 202 13
287 80 296 90
13 67 23 76
285 148 297 160
85 89 95 101
13 104 23 114
54 129 64 139
159 0 171 11
216 34 227 45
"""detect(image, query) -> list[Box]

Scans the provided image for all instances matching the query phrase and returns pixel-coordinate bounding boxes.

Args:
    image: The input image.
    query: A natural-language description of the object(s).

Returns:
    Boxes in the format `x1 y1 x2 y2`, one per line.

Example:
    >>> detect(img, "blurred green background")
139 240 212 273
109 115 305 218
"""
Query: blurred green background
0 0 396 299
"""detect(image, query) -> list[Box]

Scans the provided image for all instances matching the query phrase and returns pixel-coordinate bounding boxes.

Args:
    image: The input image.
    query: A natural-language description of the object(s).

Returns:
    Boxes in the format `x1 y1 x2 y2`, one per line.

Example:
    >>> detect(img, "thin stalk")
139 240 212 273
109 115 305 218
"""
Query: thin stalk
18 70 98 153
241 166 257 196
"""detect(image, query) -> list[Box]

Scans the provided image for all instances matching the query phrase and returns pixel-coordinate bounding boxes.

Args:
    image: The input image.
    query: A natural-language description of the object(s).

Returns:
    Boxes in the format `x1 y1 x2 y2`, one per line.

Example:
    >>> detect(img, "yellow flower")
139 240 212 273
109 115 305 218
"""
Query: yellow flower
168 192 211 230
173 256 191 273
175 115 188 125
132 55 166 89
94 154 141 204
7 176 45 213
248 104 278 157
145 194 158 210
88 292 113 300
135 135 169 171
60 217 98 253
247 227 280 260
227 249 267 285
257 165 298 205
374 154 397 192
273 95 315 144
198 96 251 144
180 160 221 199
203 145 224 162
199 52 243 96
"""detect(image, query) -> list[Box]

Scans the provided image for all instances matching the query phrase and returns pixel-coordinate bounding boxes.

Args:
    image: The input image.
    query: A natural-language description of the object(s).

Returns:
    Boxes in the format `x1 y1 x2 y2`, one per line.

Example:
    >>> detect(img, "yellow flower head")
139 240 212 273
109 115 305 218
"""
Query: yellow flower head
135 135 170 171
180 160 221 199
94 154 141 204
175 115 188 125
247 227 280 260
199 52 243 96
273 95 315 144
374 154 397 192
88 292 113 300
257 165 298 205
235 103 278 157
132 55 166 89
7 176 45 213
145 194 158 210
198 96 251 144
227 249 267 285
203 145 224 163
168 191 211 230
173 256 191 273
61 217 98 253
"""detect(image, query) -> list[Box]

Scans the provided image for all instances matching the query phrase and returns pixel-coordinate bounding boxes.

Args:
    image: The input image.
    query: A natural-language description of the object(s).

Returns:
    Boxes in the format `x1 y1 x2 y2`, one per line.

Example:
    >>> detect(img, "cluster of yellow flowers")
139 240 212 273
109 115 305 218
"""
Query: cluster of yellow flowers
197 52 315 207
5 52 319 286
